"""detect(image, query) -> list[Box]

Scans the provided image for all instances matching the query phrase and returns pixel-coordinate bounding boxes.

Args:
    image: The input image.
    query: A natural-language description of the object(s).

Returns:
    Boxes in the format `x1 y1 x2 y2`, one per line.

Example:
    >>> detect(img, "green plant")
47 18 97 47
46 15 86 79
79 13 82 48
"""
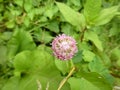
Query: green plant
0 0 120 90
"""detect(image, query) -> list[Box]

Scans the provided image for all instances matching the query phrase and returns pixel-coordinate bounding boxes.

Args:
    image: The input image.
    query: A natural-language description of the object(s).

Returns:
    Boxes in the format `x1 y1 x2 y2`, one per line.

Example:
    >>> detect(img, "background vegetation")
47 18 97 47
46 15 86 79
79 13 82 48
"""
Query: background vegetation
0 0 120 90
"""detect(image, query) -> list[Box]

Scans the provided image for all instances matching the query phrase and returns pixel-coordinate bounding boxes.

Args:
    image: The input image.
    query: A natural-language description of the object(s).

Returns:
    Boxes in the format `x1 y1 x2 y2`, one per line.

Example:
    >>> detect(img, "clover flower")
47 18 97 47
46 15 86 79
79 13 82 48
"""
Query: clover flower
52 34 78 60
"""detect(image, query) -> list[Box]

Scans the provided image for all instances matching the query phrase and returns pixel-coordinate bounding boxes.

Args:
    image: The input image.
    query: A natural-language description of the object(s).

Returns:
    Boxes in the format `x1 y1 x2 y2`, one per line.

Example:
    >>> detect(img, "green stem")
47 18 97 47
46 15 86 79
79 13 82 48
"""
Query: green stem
70 59 74 68
57 59 75 90
57 66 75 90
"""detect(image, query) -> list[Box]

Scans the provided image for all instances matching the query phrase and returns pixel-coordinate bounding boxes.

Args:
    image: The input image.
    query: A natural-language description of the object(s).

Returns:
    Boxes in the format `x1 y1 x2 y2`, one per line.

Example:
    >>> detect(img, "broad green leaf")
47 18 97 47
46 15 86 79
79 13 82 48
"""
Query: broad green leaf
5 20 15 28
70 0 81 6
7 29 36 59
18 75 38 90
1 76 37 90
85 30 103 51
0 32 12 41
94 6 119 26
44 5 58 19
10 9 22 16
24 0 33 12
83 50 95 62
13 51 33 76
68 77 81 90
3 45 70 90
88 57 114 85
84 0 102 24
34 29 53 43
111 47 120 66
72 50 82 63
27 9 35 20
76 72 112 90
2 77 19 90
61 23 73 35
80 41 92 50
61 23 79 39
23 16 30 27
56 2 86 31
98 52 111 67
14 0 23 7
13 45 54 74
39 16 48 22
46 21 59 33
111 47 120 60
88 57 106 72
2 74 70 90
109 23 120 37
55 59 71 74
42 32 53 43
68 77 111 90
67 0 82 11
79 78 100 90
34 8 45 15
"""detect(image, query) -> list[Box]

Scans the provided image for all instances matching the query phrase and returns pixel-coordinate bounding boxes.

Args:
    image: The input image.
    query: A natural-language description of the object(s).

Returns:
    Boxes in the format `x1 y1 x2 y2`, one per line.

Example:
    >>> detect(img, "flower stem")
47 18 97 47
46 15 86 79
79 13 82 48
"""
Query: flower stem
57 65 75 90
70 59 74 68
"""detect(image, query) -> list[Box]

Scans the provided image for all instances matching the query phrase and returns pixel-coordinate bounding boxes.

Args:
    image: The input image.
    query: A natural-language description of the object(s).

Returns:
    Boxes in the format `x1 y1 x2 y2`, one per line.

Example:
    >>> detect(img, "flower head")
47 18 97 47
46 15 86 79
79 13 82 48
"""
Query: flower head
52 34 78 60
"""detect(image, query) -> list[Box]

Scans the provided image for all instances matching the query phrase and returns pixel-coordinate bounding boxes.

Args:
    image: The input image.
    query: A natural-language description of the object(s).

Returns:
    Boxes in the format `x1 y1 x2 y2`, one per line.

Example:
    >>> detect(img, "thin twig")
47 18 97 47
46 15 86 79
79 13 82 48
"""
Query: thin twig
36 80 42 90
113 86 120 90
46 82 49 90
57 66 76 90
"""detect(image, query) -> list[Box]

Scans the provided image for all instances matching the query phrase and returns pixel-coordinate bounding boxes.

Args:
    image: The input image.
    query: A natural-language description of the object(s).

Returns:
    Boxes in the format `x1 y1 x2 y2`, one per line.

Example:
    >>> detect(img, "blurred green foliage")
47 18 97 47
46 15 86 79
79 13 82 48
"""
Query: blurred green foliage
0 0 120 90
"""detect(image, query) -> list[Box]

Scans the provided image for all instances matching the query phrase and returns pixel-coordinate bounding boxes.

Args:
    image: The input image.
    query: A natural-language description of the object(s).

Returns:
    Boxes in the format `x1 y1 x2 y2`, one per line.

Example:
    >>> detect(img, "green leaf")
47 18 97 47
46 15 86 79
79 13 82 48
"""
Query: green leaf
111 47 120 60
1 32 12 41
2 74 70 90
84 0 102 24
109 23 120 37
79 78 101 90
46 21 59 33
44 5 58 19
83 50 95 62
88 57 114 85
5 20 15 28
67 0 82 11
76 72 112 90
35 30 53 43
80 41 92 50
42 32 53 43
61 23 79 39
85 30 103 51
56 2 86 31
3 45 70 90
73 50 82 63
68 77 81 90
27 9 35 20
7 29 36 59
24 0 33 12
23 16 30 27
111 47 120 66
61 23 73 35
94 6 119 26
14 0 23 7
0 46 7 65
34 7 45 15
98 52 111 67
13 45 53 74
2 77 19 90
55 59 71 74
